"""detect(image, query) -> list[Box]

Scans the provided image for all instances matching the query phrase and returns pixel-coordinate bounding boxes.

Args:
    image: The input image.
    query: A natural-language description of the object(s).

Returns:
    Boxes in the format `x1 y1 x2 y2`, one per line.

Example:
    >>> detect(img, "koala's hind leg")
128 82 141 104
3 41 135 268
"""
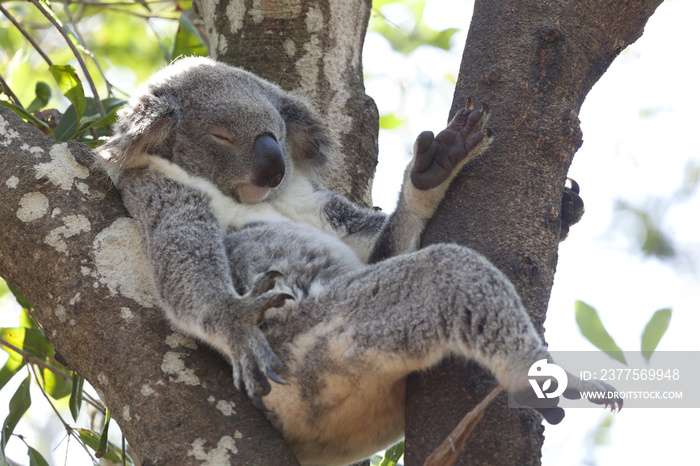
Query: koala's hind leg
263 244 551 464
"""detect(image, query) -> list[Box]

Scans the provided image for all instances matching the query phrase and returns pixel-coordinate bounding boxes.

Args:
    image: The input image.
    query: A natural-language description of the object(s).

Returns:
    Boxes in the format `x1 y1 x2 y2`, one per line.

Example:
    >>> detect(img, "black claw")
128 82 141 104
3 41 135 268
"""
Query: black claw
566 177 580 195
484 127 493 137
264 270 283 279
252 394 271 412
479 101 489 114
267 369 286 385
466 95 475 111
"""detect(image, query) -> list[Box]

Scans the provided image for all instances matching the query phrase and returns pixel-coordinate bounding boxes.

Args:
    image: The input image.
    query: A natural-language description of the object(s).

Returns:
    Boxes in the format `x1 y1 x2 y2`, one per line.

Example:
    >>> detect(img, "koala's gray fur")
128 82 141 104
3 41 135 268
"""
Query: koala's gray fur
99 57 620 466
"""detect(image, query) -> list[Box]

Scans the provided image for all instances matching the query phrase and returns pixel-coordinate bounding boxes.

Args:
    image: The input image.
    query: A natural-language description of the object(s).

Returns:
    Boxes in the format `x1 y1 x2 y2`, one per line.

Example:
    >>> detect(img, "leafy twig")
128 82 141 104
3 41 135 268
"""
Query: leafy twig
28 364 98 462
29 0 107 118
0 338 71 382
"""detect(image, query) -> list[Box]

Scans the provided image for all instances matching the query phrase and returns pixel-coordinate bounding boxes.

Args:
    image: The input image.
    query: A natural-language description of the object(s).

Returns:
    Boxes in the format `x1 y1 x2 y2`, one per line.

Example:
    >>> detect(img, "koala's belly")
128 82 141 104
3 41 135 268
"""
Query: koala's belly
224 221 364 297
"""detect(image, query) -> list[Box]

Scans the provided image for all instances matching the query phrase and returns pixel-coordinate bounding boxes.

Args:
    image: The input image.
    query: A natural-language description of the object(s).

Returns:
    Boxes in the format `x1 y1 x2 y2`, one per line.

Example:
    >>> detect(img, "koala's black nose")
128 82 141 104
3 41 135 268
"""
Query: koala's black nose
253 134 286 188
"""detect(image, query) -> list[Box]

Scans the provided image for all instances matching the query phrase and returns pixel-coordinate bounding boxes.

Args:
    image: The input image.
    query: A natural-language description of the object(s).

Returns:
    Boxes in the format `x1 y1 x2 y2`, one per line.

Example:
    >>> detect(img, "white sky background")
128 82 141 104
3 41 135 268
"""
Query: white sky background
366 0 700 465
1 0 698 464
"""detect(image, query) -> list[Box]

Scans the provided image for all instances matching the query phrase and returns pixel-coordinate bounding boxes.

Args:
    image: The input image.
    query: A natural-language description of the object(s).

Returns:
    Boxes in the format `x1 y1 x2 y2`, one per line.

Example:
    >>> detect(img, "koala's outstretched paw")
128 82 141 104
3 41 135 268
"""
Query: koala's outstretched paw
411 96 492 190
560 178 584 240
564 375 624 412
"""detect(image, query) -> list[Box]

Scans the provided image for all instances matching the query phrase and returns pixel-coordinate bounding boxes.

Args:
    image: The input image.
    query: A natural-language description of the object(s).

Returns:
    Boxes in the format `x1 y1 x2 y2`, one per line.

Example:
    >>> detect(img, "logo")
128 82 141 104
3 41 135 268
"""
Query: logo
528 359 568 399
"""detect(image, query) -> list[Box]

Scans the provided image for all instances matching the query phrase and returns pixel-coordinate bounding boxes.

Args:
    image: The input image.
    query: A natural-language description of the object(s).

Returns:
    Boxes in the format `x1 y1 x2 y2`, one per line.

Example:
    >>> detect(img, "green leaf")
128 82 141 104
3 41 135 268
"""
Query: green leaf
1 374 32 452
0 359 25 392
0 328 54 361
96 409 111 458
69 372 85 421
0 101 51 130
78 428 133 464
52 104 80 141
26 82 52 112
49 65 86 124
379 113 406 130
172 14 208 59
42 367 72 400
378 440 404 466
641 308 672 362
574 301 626 365
6 282 31 310
27 445 50 466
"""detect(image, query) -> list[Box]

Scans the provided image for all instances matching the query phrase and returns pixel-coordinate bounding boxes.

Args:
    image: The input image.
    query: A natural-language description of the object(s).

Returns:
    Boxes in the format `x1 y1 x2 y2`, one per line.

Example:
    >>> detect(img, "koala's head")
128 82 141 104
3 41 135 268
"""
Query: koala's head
99 57 334 203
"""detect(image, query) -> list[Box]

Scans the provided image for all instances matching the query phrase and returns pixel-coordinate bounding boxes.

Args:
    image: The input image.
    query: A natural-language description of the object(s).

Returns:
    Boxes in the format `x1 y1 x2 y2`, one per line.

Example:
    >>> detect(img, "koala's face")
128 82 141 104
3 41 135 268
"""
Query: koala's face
101 57 332 204
169 73 292 203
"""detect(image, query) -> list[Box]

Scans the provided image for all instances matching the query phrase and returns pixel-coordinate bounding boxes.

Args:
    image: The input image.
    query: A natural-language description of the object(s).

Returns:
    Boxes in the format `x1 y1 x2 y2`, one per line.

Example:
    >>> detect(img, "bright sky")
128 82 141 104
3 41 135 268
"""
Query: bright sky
366 0 700 464
2 0 699 464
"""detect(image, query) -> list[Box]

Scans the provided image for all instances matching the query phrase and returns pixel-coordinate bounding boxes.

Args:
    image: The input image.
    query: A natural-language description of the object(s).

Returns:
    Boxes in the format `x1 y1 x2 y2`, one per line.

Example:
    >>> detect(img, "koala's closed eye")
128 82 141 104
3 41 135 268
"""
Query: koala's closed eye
210 132 235 147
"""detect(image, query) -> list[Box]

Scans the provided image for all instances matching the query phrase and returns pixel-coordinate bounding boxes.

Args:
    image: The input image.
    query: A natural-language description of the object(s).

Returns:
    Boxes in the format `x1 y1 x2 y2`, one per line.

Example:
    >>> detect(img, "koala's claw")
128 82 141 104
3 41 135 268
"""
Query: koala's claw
560 177 584 240
267 369 286 385
251 393 271 412
466 95 475 110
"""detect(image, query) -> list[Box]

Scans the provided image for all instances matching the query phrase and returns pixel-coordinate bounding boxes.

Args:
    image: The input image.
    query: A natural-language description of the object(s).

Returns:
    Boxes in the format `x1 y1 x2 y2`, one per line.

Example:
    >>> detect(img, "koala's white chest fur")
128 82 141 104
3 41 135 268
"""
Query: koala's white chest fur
144 155 365 284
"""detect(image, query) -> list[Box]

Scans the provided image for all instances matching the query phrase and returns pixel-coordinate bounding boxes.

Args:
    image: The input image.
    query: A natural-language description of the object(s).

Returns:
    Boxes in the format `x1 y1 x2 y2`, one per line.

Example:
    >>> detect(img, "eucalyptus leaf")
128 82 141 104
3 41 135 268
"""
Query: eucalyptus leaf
6 282 31 310
0 101 50 130
1 375 32 452
641 308 672 362
574 301 626 365
96 409 111 458
78 428 133 464
69 372 85 421
49 65 86 123
27 445 50 466
26 82 52 112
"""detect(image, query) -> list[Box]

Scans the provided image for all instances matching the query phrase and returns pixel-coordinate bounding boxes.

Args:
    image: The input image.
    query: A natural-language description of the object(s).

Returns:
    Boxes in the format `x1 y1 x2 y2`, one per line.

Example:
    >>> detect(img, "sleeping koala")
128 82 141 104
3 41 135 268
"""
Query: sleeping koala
98 57 620 466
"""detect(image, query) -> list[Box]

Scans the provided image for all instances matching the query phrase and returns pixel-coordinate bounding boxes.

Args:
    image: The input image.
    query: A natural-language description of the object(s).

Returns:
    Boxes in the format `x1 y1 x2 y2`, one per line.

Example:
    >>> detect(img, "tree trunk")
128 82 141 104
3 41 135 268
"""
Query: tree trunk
405 0 663 464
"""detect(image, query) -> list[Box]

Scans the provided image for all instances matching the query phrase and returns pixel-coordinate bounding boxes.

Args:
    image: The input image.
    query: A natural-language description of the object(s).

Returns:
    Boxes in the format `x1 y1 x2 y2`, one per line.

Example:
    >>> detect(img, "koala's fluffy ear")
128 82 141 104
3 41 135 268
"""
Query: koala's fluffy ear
99 88 180 172
278 95 335 170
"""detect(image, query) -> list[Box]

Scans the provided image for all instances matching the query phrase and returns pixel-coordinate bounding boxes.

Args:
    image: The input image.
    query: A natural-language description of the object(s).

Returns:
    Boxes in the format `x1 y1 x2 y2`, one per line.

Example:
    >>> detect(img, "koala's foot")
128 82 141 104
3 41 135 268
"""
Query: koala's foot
411 96 492 190
509 363 622 425
232 270 293 410
560 178 584 240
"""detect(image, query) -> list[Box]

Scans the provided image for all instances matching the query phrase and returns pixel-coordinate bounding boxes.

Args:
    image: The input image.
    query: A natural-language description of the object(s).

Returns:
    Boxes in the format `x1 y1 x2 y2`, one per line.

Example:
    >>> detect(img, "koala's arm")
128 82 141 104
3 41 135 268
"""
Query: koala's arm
321 100 490 263
116 169 290 405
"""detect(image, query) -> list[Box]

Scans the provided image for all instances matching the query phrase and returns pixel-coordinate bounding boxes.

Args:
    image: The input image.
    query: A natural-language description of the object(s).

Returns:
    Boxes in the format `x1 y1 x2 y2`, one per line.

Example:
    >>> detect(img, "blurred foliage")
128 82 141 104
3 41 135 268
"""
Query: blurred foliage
575 300 671 365
0 0 207 146
368 0 459 131
614 159 700 261
370 0 458 55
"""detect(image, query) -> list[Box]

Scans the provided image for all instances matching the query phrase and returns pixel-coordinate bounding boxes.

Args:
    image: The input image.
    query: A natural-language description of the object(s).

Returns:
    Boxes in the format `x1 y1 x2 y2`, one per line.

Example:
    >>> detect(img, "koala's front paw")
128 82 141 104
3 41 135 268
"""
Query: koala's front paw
231 270 294 410
411 96 492 190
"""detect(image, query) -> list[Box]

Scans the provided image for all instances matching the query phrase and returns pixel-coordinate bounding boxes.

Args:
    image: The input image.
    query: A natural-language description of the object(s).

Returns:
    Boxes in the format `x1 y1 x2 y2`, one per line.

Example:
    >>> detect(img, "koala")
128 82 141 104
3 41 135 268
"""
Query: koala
98 57 621 466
